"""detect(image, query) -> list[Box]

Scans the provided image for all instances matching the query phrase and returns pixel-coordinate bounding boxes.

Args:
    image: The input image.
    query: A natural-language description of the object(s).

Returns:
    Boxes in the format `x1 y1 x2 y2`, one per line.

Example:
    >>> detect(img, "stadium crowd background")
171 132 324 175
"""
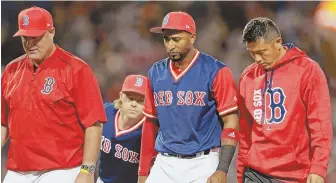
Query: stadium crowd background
1 1 335 182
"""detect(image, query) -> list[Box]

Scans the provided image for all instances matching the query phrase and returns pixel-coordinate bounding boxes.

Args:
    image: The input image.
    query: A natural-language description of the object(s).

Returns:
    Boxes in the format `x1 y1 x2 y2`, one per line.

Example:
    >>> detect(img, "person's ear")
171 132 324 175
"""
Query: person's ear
190 33 196 44
48 28 55 40
274 37 282 49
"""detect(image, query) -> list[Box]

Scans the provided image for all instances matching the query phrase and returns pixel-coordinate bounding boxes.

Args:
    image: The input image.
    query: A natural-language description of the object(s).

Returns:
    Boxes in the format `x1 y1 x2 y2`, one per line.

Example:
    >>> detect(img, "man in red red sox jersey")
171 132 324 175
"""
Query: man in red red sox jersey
1 6 107 183
237 17 333 183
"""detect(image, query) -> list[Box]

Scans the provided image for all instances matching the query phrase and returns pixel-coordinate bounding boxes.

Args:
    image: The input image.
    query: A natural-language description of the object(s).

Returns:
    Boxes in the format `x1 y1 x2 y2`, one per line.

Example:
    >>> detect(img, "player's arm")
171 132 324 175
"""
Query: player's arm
213 67 240 174
236 77 252 183
72 66 107 177
1 126 8 148
138 78 158 182
301 62 333 180
94 151 101 180
82 122 102 166
138 118 158 182
1 71 9 148
1 97 9 148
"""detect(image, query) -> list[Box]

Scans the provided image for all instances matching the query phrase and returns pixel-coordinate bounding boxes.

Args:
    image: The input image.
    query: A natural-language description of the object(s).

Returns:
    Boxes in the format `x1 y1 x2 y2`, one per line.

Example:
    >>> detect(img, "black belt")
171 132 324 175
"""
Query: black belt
160 148 212 159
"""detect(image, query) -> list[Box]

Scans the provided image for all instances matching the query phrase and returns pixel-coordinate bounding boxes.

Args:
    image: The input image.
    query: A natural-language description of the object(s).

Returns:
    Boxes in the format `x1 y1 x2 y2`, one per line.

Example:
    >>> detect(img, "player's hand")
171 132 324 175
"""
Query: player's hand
206 170 227 183
306 174 324 183
137 175 148 183
74 172 94 183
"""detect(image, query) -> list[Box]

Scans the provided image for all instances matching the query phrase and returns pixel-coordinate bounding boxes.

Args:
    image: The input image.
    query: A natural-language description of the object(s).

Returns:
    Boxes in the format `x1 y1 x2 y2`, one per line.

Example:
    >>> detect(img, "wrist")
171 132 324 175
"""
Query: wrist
80 164 96 174
216 169 227 173
217 145 236 173
138 170 149 176
310 165 327 179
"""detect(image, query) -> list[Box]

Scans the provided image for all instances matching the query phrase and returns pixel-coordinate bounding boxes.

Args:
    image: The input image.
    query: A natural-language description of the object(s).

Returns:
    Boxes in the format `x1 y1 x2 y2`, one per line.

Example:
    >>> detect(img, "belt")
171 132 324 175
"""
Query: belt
160 148 218 159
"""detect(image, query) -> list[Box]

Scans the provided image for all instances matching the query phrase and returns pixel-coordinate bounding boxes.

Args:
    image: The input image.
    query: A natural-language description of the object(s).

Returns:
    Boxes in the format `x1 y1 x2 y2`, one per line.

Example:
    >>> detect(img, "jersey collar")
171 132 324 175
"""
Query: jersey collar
114 109 145 137
169 50 200 83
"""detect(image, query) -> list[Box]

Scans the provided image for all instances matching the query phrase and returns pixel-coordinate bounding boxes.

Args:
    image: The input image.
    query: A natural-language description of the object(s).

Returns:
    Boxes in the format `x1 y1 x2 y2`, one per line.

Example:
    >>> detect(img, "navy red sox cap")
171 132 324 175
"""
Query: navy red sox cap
13 6 53 37
150 11 196 34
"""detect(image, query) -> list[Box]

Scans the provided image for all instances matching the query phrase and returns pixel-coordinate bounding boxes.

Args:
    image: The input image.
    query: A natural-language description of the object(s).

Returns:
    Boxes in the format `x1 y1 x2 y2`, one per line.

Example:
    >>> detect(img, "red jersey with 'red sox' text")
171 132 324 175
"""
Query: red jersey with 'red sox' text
1 46 107 171
237 44 332 183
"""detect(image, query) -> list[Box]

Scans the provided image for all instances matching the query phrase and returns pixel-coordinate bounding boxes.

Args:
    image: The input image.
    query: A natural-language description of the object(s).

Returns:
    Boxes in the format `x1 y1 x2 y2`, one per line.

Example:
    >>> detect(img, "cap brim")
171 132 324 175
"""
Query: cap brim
149 27 164 33
122 89 145 96
13 29 46 37
150 26 192 34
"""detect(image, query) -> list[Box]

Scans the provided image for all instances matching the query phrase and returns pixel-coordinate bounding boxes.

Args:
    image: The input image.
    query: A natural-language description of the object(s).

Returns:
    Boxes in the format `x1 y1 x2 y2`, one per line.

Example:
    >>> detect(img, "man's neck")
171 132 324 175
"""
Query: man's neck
271 47 287 68
118 110 141 130
277 47 287 62
32 44 56 65
174 48 196 70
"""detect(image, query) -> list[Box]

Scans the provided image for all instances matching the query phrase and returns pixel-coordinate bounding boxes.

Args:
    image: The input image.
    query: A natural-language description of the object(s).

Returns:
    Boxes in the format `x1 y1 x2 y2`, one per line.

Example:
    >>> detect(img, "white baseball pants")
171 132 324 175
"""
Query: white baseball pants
146 151 219 183
3 166 80 183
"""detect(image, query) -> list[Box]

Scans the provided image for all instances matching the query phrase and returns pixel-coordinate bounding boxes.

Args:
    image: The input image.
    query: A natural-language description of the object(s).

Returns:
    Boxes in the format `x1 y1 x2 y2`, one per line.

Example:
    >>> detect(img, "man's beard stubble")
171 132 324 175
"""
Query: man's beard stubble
170 53 185 62
169 49 190 62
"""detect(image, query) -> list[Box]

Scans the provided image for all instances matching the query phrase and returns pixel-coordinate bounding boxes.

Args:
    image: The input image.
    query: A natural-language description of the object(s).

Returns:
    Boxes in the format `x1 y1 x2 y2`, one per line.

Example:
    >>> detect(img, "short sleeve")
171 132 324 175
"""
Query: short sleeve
213 67 238 116
143 78 157 118
1 69 8 126
72 66 107 128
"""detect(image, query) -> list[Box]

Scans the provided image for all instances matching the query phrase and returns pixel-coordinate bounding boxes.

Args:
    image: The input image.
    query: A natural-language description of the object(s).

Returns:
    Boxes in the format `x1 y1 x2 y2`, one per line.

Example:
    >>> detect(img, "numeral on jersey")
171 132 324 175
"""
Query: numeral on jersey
101 136 111 153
